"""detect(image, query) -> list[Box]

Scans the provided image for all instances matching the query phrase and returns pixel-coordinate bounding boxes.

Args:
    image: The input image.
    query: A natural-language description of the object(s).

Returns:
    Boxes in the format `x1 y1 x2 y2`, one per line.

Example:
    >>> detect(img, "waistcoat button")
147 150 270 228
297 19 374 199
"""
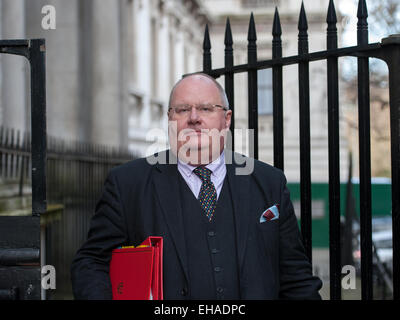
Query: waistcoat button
181 287 188 296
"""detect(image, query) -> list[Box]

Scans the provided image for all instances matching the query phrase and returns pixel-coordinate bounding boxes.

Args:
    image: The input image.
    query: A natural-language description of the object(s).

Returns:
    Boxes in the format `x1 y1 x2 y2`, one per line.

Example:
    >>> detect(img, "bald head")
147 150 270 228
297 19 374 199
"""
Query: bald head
168 73 229 110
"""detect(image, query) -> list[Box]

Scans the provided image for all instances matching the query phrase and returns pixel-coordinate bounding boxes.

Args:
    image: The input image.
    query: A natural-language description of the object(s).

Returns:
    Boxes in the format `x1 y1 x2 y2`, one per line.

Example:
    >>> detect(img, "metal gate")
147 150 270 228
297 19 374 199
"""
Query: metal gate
0 39 46 300
195 0 400 300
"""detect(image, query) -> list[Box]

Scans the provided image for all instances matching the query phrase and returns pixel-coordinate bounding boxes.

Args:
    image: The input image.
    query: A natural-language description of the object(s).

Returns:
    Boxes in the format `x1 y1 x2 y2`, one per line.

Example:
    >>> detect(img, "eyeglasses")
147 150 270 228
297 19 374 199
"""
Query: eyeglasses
168 104 228 117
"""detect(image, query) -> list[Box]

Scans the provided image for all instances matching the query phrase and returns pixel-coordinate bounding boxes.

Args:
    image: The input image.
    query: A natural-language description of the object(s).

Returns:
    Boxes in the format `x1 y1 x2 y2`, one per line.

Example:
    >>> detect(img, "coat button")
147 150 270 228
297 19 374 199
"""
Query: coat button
181 287 188 296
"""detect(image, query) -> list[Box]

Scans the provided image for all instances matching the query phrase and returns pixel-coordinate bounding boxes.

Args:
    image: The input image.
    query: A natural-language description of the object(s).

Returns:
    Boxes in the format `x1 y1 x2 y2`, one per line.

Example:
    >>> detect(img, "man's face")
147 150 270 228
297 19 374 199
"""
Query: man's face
168 76 232 165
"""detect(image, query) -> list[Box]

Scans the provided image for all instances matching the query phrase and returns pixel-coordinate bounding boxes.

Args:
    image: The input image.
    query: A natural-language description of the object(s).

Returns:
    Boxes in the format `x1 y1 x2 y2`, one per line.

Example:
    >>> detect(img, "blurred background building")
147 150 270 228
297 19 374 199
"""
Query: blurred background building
0 0 208 153
0 0 352 183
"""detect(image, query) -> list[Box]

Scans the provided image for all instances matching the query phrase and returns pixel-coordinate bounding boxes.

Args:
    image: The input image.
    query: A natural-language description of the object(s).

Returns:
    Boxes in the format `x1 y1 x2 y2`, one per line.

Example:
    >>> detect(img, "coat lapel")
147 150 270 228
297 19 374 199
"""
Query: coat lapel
153 151 189 282
225 151 252 272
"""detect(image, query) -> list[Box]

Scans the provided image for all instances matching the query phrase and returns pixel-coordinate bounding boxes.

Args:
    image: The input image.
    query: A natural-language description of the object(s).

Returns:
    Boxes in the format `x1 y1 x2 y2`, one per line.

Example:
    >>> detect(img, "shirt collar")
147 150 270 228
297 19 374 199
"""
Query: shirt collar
177 150 226 178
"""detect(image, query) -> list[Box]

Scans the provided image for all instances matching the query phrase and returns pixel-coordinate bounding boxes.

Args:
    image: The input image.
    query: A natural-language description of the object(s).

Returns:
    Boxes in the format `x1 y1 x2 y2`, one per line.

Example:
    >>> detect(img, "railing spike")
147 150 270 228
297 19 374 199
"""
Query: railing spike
298 1 308 54
224 17 233 46
203 24 212 72
357 0 368 19
247 12 257 42
203 24 211 50
327 0 338 49
298 1 308 32
357 0 368 45
327 0 337 25
272 7 282 37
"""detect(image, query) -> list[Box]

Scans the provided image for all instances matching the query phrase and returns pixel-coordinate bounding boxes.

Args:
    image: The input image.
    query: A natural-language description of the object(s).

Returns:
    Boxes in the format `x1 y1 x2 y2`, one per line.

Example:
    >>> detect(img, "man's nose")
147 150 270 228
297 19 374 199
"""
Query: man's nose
188 107 201 123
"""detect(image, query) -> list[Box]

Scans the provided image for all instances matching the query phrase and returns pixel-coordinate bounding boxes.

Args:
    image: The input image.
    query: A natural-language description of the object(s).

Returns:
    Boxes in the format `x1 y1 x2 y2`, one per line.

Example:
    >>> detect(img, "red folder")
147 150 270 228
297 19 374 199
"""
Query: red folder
109 236 163 300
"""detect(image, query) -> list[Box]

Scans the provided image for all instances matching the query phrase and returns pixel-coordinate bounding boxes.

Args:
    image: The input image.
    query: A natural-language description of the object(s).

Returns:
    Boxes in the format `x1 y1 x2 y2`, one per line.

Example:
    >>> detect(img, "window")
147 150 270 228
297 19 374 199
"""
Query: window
258 69 273 115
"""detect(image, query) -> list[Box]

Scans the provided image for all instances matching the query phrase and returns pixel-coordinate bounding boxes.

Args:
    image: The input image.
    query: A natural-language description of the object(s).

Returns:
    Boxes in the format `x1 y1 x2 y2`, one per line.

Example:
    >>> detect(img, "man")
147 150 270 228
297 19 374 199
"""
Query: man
71 73 322 299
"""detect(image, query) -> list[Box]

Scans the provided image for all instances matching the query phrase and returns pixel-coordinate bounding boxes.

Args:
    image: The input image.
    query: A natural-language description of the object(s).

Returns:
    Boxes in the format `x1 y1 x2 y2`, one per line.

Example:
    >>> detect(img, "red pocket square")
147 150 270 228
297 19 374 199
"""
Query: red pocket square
260 204 280 223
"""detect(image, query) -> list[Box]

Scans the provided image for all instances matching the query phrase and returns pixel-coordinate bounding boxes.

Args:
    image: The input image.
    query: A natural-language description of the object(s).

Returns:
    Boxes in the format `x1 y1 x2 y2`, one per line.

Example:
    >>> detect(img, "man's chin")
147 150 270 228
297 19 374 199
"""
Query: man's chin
177 146 206 164
176 145 223 166
180 138 208 151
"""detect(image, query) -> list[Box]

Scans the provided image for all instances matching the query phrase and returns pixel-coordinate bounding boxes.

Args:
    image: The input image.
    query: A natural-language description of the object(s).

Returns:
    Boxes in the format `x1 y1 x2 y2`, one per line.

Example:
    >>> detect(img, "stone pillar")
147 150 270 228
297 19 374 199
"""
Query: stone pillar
135 0 151 129
47 0 80 142
168 20 176 89
1 0 26 132
174 25 184 83
158 12 170 135
90 0 121 146
119 0 134 148
158 13 170 99
24 0 81 142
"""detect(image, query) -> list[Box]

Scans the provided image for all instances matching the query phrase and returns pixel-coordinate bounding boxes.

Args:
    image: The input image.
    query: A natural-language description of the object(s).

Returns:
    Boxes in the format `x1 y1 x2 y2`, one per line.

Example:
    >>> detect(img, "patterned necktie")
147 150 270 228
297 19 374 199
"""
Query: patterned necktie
193 166 217 221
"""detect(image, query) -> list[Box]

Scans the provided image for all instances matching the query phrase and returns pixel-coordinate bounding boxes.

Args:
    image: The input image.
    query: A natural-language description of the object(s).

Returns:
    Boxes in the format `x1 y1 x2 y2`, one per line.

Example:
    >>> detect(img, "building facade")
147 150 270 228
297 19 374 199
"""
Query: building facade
1 0 350 183
0 0 208 154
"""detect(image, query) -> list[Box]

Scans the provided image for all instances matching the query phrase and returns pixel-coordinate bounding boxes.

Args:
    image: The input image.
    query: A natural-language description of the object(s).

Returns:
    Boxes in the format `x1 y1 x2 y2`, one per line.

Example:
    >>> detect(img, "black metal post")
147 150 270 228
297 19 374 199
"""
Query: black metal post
357 0 373 300
247 13 258 159
298 2 312 263
224 18 235 150
326 0 341 300
29 39 47 217
272 7 284 171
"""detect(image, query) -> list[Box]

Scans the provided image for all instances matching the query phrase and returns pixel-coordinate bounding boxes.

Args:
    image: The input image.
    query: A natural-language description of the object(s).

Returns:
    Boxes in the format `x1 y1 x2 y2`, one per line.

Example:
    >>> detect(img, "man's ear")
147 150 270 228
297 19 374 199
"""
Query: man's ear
225 110 232 129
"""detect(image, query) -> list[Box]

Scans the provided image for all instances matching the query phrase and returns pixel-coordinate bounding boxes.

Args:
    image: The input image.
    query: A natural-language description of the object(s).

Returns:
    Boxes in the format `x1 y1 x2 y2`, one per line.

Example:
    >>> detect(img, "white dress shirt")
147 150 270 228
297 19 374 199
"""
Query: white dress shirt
177 151 226 200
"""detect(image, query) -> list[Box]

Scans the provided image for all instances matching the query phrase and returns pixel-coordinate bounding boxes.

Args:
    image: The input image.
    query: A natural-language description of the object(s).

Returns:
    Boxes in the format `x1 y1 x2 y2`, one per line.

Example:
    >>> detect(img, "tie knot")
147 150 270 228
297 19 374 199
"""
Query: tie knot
193 166 212 182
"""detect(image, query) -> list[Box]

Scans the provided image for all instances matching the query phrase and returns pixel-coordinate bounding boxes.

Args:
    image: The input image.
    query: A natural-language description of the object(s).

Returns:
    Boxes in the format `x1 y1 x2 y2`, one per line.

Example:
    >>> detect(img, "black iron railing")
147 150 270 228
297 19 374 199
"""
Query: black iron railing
0 126 137 299
45 136 136 298
193 0 400 300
